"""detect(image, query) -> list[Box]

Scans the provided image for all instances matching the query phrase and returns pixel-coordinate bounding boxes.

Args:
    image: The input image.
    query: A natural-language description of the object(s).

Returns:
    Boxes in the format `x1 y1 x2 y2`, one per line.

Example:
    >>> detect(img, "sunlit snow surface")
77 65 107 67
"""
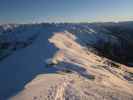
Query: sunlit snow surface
0 23 132 100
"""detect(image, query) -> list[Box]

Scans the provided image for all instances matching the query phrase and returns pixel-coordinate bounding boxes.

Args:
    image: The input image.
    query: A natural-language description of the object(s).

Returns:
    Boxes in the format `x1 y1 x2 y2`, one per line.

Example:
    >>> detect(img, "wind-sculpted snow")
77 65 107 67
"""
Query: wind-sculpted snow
11 31 133 100
48 32 133 100
0 22 133 100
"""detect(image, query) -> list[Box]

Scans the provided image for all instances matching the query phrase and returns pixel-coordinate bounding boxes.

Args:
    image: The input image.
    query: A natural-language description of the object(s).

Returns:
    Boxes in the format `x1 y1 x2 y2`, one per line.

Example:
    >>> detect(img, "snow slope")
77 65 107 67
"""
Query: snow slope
0 23 133 100
11 31 133 100
0 26 62 99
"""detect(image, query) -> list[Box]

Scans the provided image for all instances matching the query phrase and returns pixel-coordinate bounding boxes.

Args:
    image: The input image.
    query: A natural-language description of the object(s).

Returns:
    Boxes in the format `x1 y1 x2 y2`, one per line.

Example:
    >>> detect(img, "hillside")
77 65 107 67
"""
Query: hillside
0 22 133 100
11 31 133 100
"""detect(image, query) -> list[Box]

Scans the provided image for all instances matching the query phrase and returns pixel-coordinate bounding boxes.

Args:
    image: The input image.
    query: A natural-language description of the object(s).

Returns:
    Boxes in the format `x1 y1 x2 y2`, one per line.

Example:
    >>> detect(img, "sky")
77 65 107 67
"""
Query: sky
0 0 133 24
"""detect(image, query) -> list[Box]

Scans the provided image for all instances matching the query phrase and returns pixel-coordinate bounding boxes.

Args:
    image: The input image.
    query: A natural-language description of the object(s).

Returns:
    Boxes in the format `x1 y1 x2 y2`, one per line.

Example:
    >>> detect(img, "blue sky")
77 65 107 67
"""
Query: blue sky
0 0 133 23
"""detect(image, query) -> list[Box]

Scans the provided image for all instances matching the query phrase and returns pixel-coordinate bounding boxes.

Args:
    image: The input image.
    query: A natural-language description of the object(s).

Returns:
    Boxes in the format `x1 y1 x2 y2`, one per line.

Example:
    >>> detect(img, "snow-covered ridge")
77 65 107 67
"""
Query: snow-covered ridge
0 22 133 99
11 31 133 100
